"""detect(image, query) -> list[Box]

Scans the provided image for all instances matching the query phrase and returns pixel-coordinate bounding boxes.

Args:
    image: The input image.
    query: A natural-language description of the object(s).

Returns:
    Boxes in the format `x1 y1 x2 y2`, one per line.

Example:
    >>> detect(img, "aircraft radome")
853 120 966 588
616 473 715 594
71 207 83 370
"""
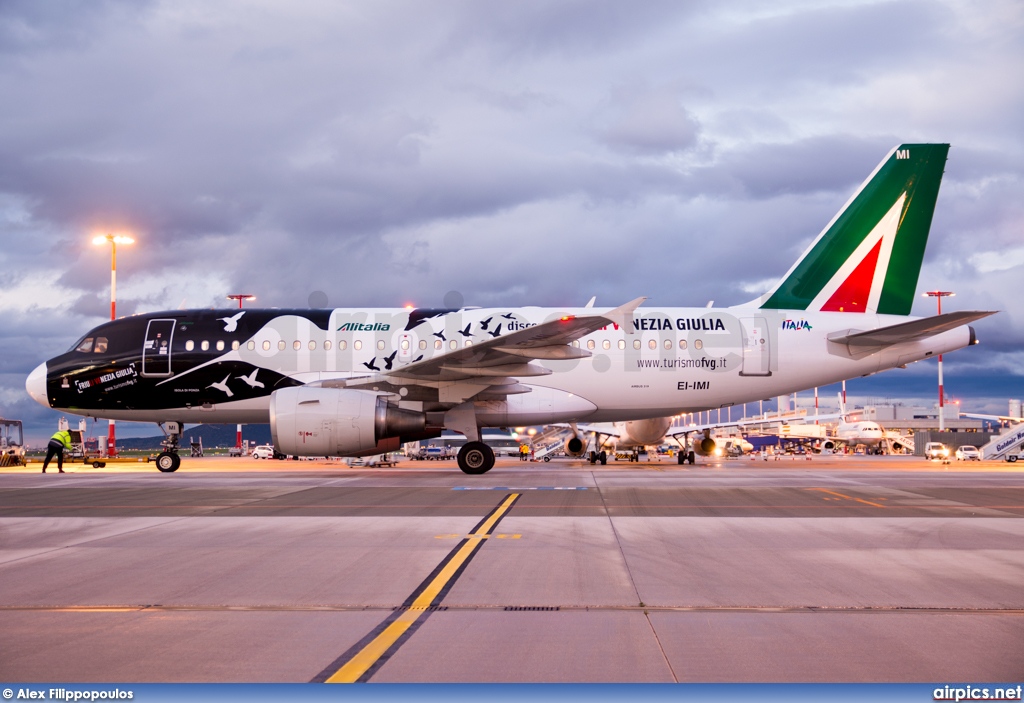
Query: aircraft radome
27 144 994 474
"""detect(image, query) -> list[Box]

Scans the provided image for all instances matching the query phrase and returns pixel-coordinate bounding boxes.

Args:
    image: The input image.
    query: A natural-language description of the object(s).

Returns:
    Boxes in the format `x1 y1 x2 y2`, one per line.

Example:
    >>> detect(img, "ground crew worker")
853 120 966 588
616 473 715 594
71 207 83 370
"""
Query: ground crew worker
520 443 530 461
42 429 72 473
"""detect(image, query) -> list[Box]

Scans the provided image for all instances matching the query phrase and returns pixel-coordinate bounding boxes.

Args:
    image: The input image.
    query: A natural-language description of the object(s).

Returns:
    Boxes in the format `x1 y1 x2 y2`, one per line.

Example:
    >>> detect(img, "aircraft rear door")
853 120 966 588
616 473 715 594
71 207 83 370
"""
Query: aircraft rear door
739 317 772 377
142 319 176 377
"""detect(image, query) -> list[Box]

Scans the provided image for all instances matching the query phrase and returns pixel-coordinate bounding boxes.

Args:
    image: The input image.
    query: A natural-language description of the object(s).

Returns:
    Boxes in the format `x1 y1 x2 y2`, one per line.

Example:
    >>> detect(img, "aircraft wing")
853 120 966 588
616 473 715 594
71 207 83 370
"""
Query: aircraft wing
827 311 995 349
377 297 646 383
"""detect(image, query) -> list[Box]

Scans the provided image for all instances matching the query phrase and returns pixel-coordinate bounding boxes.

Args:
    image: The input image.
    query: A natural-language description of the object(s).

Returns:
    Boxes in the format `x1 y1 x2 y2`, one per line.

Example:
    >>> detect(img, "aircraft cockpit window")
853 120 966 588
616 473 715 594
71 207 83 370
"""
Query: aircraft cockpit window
185 340 195 351
216 340 225 351
201 340 210 351
75 337 94 353
94 338 108 353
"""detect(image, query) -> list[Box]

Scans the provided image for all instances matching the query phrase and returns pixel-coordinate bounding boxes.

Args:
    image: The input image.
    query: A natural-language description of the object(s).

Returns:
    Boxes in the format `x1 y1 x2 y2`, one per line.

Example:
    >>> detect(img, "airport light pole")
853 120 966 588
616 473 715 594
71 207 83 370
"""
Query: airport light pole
924 291 955 432
92 234 134 457
226 295 255 450
227 294 255 309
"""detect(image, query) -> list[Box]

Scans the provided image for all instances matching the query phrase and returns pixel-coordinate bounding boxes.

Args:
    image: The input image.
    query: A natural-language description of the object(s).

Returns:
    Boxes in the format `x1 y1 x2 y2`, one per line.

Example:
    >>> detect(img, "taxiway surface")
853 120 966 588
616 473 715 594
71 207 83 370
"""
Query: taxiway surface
2 455 1022 682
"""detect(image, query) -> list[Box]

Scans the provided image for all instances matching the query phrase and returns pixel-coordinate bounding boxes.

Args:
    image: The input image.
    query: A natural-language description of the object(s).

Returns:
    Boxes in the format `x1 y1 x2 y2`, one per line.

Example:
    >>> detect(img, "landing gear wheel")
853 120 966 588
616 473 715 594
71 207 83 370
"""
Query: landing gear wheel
687 451 696 465
589 451 598 465
458 442 494 474
599 450 607 465
156 452 181 473
677 452 685 465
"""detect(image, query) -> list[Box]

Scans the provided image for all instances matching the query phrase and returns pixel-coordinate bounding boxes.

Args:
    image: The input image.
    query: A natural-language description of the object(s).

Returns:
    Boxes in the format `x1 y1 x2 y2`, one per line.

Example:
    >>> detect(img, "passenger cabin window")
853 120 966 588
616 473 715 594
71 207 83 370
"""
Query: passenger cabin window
247 341 255 350
664 340 672 350
418 340 427 350
618 340 625 350
232 341 240 350
308 340 316 350
602 340 610 350
75 338 94 353
94 338 108 353
324 340 332 351
354 340 362 351
377 340 385 350
262 341 271 351
401 339 410 351
633 340 641 350
587 340 595 350
217 340 225 351
449 340 457 350
679 340 687 350
648 340 656 350
435 340 442 350
201 341 210 351
185 340 195 351
572 341 580 348
339 340 346 350
694 339 703 350
278 340 286 351
293 340 301 350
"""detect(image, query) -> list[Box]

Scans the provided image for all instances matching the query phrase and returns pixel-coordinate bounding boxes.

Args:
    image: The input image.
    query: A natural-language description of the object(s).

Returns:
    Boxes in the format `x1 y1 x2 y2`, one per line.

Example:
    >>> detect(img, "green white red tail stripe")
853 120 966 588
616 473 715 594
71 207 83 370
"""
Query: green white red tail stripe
757 144 949 315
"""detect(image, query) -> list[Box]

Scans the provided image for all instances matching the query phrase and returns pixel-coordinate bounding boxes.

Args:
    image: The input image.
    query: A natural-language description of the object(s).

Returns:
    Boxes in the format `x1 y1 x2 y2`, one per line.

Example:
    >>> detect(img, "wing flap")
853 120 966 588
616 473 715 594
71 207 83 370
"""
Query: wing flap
827 310 995 347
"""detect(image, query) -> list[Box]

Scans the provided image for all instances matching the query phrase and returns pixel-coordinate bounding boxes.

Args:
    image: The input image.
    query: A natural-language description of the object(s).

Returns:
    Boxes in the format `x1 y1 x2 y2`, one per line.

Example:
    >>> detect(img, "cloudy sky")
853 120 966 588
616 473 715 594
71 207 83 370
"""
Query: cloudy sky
2 0 1022 442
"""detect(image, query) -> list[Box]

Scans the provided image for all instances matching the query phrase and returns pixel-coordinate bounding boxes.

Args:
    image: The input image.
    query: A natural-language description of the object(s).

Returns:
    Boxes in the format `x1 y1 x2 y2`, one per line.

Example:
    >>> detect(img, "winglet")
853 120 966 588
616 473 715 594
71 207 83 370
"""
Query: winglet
602 296 646 334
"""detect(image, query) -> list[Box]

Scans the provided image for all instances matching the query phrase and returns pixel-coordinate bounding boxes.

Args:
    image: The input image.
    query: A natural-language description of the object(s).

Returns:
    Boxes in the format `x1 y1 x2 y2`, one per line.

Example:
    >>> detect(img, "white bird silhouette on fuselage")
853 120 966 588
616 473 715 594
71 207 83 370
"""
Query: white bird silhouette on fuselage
218 311 245 332
237 369 264 389
208 375 234 397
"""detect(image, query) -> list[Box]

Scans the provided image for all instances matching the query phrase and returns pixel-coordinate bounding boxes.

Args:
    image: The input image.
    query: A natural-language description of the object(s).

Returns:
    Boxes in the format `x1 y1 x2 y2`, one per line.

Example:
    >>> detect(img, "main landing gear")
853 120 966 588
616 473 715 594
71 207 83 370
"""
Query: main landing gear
588 450 608 465
457 441 495 474
155 421 183 473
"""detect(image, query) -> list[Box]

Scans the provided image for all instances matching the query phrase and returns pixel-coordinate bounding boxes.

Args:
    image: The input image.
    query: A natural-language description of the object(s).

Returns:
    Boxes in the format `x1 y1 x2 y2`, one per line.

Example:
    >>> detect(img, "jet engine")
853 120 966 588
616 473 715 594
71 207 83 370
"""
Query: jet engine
694 432 717 456
270 387 425 457
564 434 588 458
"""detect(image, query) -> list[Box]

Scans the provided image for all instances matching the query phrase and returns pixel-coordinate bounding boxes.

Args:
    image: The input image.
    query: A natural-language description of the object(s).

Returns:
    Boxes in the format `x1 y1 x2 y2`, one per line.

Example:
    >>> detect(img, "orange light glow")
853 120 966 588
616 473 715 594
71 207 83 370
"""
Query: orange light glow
560 315 574 322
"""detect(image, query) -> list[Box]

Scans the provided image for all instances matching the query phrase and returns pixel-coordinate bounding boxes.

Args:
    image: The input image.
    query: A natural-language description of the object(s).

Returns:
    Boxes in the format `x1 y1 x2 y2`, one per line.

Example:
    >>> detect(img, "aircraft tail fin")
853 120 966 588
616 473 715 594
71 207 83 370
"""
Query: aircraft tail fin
754 144 949 315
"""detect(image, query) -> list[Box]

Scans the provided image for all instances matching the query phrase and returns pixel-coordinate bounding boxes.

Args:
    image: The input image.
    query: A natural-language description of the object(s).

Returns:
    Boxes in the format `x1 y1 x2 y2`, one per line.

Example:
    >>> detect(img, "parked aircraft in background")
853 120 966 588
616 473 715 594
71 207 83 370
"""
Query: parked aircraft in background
27 144 993 473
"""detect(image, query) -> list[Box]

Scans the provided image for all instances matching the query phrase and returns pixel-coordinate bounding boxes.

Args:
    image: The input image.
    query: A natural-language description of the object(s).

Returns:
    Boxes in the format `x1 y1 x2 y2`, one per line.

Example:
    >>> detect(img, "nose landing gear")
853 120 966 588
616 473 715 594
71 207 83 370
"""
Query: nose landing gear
155 421 183 473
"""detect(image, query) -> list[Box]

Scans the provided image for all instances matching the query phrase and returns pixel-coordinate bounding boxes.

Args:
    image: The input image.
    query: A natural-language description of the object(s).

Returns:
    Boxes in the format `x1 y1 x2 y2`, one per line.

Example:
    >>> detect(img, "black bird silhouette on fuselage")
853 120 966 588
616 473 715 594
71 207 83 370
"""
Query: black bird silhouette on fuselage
479 316 493 330
383 350 398 370
432 331 446 342
488 324 502 338
363 358 380 371
500 313 515 320
458 324 473 338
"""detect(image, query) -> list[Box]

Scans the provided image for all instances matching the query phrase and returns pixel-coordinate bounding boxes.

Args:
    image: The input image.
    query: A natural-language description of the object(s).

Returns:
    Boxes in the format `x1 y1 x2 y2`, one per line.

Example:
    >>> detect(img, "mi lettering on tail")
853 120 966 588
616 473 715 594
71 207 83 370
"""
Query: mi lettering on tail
756 144 948 315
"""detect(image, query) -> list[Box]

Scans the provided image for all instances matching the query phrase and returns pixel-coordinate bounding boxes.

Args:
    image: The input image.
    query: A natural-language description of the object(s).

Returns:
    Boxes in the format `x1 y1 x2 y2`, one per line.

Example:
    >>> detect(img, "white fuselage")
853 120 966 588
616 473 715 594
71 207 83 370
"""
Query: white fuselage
86 305 971 427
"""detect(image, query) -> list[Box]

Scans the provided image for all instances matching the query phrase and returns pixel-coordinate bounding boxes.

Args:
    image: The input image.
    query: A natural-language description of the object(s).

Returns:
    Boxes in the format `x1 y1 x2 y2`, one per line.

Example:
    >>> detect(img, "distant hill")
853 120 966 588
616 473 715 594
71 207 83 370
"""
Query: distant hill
115 424 272 450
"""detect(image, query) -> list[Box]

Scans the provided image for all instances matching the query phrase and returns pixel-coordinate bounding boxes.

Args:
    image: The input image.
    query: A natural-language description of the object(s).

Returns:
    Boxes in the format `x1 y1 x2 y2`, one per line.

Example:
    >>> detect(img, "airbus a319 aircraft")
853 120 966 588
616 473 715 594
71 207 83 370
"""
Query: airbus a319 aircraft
27 144 994 474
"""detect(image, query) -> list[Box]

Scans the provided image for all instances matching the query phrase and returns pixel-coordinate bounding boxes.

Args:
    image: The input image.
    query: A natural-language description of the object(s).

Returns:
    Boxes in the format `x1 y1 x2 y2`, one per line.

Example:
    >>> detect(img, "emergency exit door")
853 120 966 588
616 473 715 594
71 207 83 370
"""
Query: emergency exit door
739 317 772 377
142 319 176 377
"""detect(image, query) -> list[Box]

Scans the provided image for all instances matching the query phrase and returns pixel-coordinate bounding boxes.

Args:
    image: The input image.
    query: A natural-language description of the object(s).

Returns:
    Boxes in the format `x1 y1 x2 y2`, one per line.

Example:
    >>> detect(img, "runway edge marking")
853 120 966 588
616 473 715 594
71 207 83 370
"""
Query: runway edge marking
312 492 521 684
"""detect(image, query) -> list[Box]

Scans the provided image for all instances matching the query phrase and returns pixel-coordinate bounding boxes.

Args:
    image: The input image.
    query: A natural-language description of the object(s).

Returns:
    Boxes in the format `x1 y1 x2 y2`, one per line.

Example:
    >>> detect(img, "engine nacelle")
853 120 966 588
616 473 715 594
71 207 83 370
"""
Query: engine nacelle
694 435 717 456
270 387 425 457
564 435 588 457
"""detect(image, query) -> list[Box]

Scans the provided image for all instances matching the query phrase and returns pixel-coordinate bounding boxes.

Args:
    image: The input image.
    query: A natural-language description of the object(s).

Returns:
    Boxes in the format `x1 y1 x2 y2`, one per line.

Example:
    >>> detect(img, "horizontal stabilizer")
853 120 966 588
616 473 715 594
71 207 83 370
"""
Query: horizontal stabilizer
827 310 995 348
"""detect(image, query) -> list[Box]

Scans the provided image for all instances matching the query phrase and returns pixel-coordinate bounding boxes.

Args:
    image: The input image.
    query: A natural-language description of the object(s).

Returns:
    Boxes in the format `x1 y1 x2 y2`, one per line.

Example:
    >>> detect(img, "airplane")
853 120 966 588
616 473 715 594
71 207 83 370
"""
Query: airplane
26 143 995 474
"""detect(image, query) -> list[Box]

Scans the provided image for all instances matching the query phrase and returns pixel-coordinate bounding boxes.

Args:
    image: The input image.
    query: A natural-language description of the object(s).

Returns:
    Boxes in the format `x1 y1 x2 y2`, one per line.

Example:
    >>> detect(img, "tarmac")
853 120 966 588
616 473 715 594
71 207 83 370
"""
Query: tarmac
1 453 1022 682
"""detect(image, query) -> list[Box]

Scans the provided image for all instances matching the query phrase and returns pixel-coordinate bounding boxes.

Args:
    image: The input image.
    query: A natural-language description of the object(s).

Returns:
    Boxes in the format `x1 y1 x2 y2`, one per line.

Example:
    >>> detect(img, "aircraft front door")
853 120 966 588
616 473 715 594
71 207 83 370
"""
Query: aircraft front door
739 317 772 377
142 319 176 377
